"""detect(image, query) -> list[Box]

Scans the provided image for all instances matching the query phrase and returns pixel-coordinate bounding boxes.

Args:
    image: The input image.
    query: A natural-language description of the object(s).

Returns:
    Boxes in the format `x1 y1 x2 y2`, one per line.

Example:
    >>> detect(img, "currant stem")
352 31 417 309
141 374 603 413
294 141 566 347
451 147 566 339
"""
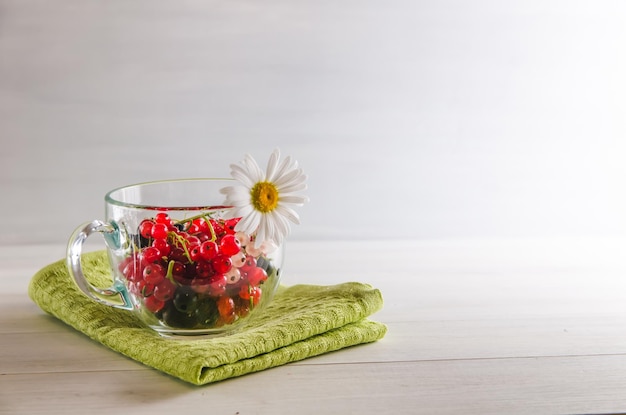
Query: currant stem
248 284 254 309
169 231 193 263
173 212 216 226
165 260 177 284
202 214 218 242
172 213 217 242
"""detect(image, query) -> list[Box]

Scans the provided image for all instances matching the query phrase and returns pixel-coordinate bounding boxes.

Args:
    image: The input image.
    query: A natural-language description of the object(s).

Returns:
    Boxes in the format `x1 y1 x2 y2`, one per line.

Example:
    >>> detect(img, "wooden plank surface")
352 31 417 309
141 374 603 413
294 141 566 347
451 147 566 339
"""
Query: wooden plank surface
2 239 626 414
3 356 626 415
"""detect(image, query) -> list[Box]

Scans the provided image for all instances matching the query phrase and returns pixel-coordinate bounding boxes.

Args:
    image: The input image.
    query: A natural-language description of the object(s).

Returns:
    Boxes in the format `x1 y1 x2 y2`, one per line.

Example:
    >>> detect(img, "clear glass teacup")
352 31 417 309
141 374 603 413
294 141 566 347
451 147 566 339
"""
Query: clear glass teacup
67 179 284 337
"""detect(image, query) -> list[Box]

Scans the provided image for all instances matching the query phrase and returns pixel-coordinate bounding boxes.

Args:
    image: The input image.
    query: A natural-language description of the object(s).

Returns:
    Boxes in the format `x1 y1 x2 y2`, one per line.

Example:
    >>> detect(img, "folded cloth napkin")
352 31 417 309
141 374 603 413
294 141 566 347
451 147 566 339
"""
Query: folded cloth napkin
28 250 386 385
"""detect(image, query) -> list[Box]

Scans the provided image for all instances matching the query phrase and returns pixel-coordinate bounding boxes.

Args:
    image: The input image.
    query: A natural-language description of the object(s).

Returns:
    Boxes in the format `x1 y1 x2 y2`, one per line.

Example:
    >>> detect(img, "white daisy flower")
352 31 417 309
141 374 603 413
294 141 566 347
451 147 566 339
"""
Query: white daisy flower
220 149 308 248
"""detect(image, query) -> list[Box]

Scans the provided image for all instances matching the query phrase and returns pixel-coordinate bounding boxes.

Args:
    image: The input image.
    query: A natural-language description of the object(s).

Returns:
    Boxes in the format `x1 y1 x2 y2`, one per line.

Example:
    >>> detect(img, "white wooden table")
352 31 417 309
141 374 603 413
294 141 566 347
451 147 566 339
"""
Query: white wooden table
2 238 626 414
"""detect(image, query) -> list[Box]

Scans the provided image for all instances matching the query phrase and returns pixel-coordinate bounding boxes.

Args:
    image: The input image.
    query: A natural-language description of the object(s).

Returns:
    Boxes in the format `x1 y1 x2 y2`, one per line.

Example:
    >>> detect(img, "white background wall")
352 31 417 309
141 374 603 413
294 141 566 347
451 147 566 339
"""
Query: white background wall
1 0 625 246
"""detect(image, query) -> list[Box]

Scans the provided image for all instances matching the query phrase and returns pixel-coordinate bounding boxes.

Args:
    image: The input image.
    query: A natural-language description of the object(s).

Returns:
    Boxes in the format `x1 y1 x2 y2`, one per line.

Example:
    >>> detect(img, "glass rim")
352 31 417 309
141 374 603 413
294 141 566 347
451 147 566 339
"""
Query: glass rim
104 178 235 210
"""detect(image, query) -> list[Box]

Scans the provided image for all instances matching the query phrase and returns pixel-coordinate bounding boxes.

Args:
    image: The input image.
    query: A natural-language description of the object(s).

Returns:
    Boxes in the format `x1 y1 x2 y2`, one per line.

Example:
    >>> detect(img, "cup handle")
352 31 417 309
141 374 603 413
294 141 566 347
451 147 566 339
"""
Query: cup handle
67 220 133 310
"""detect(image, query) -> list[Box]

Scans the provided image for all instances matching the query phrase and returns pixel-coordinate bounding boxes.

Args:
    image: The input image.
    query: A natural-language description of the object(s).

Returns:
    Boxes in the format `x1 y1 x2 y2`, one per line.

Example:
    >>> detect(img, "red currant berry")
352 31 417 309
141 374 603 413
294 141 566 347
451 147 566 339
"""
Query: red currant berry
152 239 171 257
138 280 155 297
155 212 172 225
206 274 228 297
250 287 262 306
189 245 203 262
144 295 165 313
169 247 188 263
143 263 166 284
186 235 201 247
120 256 138 275
234 298 251 317
172 275 188 285
193 218 209 232
224 218 240 235
171 262 194 285
122 261 142 282
118 256 132 273
195 260 214 279
196 232 210 242
176 231 190 240
151 223 169 240
153 279 176 301
190 279 211 294
199 240 219 260
139 220 154 239
243 256 257 268
187 222 201 235
141 246 161 264
220 234 242 256
239 284 252 300
216 296 235 317
210 220 226 237
212 254 232 274
218 313 236 325
170 261 186 277
239 285 262 306
246 267 268 286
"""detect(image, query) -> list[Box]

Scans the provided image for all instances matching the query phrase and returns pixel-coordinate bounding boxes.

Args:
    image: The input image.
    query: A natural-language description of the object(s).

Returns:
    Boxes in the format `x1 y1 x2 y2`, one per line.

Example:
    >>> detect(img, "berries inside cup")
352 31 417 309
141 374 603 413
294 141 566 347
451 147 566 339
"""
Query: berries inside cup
117 212 277 331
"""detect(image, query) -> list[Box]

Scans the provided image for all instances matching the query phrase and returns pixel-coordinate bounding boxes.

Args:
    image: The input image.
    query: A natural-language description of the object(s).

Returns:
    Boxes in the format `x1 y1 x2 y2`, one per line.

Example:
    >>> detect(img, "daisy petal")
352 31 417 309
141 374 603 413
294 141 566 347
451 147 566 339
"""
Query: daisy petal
220 185 245 198
278 181 307 194
255 218 269 247
236 210 261 235
230 165 255 188
276 204 301 224
224 201 249 219
243 154 265 182
271 209 291 237
227 191 251 206
221 188 249 207
274 168 303 188
265 148 280 183
231 204 254 219
279 194 309 205
271 155 295 182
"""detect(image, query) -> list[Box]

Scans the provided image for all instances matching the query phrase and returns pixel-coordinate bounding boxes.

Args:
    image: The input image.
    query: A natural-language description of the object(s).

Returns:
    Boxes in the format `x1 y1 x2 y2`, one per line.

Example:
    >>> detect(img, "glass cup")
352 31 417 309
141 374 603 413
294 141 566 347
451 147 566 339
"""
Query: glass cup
67 179 284 337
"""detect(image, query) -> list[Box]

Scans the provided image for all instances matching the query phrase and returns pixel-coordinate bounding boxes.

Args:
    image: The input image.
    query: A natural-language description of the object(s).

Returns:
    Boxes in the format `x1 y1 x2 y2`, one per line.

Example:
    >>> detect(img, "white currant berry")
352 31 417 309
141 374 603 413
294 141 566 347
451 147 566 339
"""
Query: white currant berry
231 251 247 268
225 268 241 284
235 231 250 246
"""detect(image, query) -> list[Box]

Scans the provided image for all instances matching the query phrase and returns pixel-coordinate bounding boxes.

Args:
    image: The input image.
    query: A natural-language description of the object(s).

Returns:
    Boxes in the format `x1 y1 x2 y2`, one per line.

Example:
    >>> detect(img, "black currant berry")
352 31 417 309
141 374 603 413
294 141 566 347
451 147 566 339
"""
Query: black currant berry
256 256 275 278
173 287 199 313
161 305 198 329
194 298 218 327
256 256 269 272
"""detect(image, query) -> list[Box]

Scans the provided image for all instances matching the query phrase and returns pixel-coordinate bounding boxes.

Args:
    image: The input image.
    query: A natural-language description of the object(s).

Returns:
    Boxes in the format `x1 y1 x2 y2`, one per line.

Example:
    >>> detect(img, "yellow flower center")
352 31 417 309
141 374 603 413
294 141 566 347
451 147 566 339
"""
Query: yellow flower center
250 181 279 213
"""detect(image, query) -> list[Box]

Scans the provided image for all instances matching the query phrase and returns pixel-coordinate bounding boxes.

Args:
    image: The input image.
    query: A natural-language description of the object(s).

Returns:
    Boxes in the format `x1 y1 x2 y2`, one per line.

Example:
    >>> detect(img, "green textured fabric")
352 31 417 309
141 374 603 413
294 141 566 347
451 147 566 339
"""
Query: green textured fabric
28 251 386 385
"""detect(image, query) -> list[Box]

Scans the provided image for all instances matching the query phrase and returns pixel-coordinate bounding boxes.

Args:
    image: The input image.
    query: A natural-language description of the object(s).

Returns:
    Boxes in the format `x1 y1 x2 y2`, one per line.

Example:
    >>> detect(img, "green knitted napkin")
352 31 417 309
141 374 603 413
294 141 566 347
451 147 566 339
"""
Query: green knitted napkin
28 251 386 385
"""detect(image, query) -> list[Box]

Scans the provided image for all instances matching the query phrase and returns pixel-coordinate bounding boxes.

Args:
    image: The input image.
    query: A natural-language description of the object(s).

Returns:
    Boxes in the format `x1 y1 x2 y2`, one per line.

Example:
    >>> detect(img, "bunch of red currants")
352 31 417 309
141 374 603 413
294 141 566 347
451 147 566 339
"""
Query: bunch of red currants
117 212 275 329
